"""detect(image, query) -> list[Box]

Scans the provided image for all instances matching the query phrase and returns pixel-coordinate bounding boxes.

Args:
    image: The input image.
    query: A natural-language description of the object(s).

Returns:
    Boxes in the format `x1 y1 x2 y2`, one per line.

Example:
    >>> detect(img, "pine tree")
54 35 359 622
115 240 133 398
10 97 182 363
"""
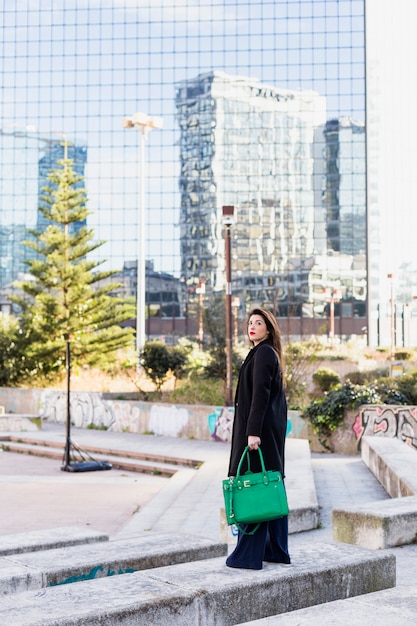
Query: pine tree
11 153 135 382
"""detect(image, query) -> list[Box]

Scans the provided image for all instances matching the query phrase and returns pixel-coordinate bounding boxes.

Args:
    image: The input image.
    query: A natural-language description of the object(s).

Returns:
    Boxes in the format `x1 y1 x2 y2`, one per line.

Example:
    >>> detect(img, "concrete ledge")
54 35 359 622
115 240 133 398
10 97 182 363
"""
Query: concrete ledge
0 526 108 557
0 415 41 432
220 504 320 544
0 533 227 595
333 495 417 549
361 436 417 497
239 583 417 625
0 543 396 625
332 437 417 549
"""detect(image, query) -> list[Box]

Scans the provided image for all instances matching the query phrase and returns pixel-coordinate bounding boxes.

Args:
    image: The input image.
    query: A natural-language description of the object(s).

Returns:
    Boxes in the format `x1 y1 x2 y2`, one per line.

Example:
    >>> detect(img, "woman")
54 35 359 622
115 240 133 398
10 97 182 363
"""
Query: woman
226 307 291 570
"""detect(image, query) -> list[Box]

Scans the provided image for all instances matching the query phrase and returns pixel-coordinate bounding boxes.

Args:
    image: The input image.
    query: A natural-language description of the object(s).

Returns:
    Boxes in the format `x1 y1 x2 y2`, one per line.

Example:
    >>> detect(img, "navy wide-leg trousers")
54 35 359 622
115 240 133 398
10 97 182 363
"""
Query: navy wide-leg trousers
226 516 290 570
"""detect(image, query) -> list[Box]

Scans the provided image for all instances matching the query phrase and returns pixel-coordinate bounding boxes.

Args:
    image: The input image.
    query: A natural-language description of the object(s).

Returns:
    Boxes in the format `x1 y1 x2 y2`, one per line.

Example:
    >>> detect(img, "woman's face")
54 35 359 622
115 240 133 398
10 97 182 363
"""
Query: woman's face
248 314 269 345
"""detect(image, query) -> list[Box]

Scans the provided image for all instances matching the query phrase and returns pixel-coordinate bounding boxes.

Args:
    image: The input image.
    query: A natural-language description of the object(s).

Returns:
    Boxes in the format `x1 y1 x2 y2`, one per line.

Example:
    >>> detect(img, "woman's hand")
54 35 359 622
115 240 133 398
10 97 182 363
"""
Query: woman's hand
248 435 261 451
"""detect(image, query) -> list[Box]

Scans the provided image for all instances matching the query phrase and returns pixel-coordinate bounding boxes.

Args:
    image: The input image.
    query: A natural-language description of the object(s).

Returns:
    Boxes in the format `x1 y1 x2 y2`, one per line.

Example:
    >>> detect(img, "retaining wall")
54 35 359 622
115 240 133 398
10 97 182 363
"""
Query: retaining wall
0 387 306 442
309 404 417 454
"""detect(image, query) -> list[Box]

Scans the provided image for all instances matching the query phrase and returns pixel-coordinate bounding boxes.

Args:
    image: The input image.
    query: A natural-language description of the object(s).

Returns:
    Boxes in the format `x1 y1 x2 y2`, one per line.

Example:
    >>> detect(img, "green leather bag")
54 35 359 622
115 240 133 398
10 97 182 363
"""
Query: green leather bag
223 446 289 534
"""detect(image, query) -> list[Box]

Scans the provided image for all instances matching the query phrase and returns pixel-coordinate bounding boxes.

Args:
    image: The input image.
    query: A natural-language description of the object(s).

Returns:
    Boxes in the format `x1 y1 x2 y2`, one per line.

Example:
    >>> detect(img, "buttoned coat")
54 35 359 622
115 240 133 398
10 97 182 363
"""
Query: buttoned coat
228 338 287 477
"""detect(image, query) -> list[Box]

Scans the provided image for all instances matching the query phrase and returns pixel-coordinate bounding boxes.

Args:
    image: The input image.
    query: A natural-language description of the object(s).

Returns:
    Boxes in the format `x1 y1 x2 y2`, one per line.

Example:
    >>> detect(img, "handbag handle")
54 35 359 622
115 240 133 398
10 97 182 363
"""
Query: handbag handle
236 445 267 479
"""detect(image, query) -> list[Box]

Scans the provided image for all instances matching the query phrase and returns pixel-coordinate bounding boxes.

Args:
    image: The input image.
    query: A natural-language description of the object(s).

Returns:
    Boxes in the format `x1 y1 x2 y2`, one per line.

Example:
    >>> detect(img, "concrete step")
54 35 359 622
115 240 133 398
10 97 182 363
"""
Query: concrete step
0 533 227 596
0 542 395 625
238 583 417 625
333 495 417 549
4 434 202 468
361 436 417 497
0 440 195 476
0 527 108 557
331 437 417 550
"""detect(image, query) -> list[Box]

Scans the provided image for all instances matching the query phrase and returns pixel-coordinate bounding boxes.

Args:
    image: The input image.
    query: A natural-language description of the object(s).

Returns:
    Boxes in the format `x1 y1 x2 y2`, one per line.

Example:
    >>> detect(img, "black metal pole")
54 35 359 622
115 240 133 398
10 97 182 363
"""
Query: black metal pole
223 205 234 407
64 339 71 467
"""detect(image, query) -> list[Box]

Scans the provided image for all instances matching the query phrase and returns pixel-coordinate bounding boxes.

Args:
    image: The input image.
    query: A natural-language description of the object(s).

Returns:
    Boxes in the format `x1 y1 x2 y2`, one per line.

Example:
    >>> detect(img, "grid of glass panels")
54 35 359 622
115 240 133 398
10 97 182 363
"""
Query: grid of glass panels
0 0 366 341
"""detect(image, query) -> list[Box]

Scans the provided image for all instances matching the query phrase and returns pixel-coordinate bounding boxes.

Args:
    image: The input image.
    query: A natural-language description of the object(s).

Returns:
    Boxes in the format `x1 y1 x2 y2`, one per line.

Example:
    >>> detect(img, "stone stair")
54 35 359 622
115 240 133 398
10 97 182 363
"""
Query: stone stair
0 539 396 625
0 435 200 476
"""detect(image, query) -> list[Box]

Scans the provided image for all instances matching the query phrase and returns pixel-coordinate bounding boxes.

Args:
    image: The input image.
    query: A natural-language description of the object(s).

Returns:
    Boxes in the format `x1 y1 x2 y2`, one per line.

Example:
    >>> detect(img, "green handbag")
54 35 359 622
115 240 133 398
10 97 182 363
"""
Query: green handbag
223 446 289 534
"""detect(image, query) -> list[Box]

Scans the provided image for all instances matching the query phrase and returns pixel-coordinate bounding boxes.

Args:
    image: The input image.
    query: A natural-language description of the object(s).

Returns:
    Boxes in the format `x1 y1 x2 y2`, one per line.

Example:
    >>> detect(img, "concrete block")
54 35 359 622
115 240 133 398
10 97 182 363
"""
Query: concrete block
0 533 227 595
361 436 417 497
333 495 417 549
239 583 417 625
0 559 43 596
0 526 109 557
220 504 320 543
0 542 396 625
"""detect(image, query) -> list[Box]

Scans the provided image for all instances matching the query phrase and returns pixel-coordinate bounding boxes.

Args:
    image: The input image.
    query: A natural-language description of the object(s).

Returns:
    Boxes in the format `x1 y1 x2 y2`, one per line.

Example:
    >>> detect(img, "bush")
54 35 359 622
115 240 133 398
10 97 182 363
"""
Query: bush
397 369 417 404
394 350 412 361
302 381 382 449
303 377 414 450
284 339 320 410
139 340 191 392
169 377 227 405
312 367 340 392
372 378 410 404
344 367 389 385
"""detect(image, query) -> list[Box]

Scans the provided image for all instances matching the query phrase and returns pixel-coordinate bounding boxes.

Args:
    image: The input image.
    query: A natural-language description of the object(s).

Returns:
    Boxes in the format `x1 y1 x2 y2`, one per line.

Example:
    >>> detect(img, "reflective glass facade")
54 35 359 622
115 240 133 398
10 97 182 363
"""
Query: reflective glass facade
0 0 396 343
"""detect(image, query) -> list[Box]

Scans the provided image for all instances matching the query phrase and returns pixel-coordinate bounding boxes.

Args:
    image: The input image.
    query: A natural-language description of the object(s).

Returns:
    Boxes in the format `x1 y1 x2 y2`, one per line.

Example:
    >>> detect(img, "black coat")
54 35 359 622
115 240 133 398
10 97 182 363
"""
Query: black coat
228 339 287 477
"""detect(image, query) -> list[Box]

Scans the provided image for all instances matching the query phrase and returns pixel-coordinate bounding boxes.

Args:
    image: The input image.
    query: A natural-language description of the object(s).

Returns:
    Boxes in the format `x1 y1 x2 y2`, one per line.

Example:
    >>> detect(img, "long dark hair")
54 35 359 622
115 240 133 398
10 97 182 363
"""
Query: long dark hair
247 308 285 379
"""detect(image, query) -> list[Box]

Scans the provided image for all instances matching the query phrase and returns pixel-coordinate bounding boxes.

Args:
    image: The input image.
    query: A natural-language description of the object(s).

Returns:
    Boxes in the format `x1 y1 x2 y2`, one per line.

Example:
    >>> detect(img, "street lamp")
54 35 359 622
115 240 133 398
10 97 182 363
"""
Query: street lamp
387 273 395 360
324 287 342 347
232 296 240 346
196 278 206 350
123 112 162 364
223 205 234 407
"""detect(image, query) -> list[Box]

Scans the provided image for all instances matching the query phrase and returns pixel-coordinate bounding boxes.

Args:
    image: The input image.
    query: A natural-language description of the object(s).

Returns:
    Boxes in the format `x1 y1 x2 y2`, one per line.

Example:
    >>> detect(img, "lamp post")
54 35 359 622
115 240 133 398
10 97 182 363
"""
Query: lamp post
232 296 240 346
196 278 206 350
324 287 342 347
123 112 162 365
223 205 234 407
387 273 395 360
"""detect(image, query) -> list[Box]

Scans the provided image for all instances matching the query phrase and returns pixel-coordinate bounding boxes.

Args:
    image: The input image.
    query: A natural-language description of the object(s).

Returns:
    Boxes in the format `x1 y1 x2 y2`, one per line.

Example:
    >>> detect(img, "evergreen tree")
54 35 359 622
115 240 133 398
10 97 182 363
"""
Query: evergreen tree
10 154 135 382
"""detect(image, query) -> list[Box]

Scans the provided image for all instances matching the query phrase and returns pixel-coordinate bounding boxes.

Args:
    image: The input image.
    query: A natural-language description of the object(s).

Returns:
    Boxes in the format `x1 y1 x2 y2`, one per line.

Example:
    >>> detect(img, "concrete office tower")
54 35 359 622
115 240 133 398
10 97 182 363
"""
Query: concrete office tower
176 71 326 308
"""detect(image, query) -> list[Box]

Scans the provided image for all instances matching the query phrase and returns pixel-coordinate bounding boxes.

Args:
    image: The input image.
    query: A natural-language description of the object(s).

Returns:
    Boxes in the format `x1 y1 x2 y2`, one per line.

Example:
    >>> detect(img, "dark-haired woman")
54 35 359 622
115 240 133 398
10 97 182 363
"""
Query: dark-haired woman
226 307 291 570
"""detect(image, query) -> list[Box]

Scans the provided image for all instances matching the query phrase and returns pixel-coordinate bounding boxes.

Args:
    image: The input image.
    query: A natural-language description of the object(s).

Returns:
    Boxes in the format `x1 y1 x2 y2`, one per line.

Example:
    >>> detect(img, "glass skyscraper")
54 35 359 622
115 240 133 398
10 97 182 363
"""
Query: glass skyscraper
176 72 325 299
0 0 416 345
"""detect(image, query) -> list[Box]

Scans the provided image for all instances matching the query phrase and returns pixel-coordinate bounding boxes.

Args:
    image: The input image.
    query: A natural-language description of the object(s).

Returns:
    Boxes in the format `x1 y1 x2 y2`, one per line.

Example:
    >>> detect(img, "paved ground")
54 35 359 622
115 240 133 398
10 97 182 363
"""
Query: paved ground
1 423 417 602
0 449 168 536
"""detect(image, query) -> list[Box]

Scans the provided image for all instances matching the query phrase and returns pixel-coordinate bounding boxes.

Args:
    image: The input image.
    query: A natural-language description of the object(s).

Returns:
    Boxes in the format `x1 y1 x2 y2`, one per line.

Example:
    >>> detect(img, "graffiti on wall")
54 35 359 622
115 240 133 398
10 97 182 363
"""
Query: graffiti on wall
39 388 227 440
208 407 235 442
207 407 303 443
40 390 116 429
353 405 417 450
148 404 190 437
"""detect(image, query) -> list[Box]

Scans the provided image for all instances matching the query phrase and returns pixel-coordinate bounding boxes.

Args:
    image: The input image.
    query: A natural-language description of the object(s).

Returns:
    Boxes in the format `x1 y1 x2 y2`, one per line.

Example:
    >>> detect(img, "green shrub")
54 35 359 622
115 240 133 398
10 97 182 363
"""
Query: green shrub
302 381 382 449
312 367 340 392
303 377 413 450
394 350 412 361
344 367 389 385
372 378 410 404
397 369 417 404
170 377 227 405
284 339 320 410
